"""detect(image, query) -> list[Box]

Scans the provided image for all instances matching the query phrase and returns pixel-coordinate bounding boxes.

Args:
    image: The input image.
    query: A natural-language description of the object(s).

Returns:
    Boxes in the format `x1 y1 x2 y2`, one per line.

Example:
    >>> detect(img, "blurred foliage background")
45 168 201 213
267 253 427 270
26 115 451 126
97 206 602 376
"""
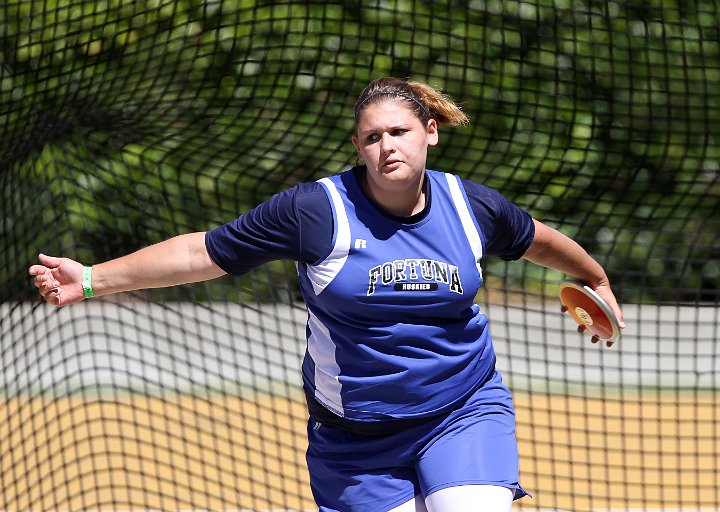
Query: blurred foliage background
2 0 719 303
2 3 720 511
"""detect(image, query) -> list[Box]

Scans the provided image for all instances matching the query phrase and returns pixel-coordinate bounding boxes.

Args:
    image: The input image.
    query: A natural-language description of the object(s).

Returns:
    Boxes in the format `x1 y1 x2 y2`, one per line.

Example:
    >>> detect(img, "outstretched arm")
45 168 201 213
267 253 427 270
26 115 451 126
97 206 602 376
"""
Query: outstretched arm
29 232 226 306
523 219 626 329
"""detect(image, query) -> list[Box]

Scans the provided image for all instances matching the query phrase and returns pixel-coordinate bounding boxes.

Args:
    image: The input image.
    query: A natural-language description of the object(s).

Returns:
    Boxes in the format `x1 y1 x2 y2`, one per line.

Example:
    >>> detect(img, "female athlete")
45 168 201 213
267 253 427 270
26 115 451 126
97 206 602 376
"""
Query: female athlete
30 77 625 512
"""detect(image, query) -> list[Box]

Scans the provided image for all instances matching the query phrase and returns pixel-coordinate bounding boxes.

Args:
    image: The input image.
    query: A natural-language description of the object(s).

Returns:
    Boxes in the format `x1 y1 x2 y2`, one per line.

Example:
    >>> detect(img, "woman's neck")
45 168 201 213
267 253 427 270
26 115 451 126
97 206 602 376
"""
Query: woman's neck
361 169 427 218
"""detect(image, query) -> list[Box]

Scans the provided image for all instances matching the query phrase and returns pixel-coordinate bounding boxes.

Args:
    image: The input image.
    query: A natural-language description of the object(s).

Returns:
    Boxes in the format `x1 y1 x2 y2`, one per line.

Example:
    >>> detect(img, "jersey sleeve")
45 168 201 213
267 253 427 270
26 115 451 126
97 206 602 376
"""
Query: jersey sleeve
461 179 535 261
205 181 333 275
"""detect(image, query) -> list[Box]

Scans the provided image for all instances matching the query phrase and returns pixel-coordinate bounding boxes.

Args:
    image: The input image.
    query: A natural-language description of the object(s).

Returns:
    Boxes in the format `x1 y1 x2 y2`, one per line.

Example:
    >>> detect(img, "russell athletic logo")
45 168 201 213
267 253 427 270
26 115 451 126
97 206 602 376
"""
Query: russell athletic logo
367 259 463 295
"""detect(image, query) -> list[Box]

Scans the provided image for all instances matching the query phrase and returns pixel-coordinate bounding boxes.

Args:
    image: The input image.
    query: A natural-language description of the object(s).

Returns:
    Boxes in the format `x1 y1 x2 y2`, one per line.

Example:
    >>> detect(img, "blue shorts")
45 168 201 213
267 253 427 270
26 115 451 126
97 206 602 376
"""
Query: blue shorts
306 370 529 512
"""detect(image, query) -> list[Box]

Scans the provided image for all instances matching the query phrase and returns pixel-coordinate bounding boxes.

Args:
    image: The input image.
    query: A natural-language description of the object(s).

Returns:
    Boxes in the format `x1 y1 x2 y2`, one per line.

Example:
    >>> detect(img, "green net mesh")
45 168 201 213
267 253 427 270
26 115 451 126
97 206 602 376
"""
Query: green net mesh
2 1 719 510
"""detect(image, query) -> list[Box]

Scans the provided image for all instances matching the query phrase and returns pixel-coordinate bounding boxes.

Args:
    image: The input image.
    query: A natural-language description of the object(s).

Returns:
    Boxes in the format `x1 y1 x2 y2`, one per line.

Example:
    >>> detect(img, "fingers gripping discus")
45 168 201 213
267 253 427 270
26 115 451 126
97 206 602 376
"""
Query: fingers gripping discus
559 280 620 345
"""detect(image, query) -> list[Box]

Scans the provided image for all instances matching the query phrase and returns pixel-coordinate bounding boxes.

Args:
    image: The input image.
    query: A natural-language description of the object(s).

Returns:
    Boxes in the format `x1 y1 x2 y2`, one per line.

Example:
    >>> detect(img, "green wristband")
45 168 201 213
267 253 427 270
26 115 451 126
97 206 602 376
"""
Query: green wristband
82 266 94 298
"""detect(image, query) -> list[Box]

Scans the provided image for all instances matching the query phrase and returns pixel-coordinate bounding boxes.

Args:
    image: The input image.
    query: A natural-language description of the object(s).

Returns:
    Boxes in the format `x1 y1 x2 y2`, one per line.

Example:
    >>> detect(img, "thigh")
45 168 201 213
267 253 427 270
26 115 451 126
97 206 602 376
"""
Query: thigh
388 494 429 512
415 371 528 500
425 485 513 512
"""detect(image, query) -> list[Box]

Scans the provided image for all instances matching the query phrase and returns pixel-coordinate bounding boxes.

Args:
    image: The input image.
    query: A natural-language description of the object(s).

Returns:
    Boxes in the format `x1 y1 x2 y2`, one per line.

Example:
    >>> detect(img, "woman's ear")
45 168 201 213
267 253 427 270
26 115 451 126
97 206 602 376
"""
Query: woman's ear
427 119 439 147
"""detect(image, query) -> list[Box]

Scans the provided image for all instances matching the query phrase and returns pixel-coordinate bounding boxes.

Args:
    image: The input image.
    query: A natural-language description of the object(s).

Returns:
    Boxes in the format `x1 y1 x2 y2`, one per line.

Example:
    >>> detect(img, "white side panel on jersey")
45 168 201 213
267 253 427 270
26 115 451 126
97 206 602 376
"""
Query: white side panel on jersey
307 177 351 295
445 173 484 275
306 309 344 415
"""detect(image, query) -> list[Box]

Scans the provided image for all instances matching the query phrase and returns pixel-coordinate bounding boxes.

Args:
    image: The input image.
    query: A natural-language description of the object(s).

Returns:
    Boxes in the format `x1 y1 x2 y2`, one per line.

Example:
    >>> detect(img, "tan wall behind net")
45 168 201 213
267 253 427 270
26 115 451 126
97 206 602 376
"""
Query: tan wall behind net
2 392 717 512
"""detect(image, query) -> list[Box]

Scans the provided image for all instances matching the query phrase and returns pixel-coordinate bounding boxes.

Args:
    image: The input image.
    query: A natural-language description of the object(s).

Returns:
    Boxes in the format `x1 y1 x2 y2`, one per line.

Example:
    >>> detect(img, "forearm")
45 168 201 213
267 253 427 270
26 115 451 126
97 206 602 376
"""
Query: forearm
523 219 626 330
92 232 226 297
522 220 608 287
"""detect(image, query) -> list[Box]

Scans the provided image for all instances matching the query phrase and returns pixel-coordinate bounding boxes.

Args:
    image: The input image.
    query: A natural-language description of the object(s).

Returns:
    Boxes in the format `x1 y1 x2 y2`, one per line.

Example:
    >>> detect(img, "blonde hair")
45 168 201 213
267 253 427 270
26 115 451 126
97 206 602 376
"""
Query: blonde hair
354 77 469 127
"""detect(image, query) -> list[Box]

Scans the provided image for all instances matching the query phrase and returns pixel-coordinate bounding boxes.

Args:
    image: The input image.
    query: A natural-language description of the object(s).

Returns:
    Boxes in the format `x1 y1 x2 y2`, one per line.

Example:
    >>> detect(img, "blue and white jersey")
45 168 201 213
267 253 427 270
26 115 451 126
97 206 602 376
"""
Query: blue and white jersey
301 169 493 421
205 166 535 423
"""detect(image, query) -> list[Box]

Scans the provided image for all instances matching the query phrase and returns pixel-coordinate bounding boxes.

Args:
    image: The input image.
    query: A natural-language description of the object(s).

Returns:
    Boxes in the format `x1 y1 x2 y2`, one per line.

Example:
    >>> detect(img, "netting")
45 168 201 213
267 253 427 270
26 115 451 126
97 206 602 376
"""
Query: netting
2 1 719 510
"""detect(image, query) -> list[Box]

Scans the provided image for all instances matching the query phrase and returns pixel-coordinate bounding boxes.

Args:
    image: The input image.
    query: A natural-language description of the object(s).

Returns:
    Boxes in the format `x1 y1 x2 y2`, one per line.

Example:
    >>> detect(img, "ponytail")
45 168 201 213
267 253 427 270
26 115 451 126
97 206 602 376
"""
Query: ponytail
407 81 469 127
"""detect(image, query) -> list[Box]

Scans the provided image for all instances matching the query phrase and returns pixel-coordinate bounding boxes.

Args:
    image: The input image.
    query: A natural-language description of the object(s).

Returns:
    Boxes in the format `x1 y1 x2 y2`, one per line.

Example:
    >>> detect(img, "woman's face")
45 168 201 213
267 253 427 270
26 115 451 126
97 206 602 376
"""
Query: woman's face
352 99 438 194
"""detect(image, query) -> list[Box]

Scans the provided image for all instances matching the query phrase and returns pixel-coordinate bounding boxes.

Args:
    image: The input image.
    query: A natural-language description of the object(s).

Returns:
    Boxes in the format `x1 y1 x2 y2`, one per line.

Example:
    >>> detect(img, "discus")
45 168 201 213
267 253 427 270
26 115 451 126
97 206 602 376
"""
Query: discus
559 279 621 346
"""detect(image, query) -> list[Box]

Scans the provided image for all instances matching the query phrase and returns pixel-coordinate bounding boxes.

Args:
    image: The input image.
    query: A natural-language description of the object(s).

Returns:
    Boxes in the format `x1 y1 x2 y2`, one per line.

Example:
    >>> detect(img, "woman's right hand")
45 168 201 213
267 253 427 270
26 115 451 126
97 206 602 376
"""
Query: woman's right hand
28 254 85 306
